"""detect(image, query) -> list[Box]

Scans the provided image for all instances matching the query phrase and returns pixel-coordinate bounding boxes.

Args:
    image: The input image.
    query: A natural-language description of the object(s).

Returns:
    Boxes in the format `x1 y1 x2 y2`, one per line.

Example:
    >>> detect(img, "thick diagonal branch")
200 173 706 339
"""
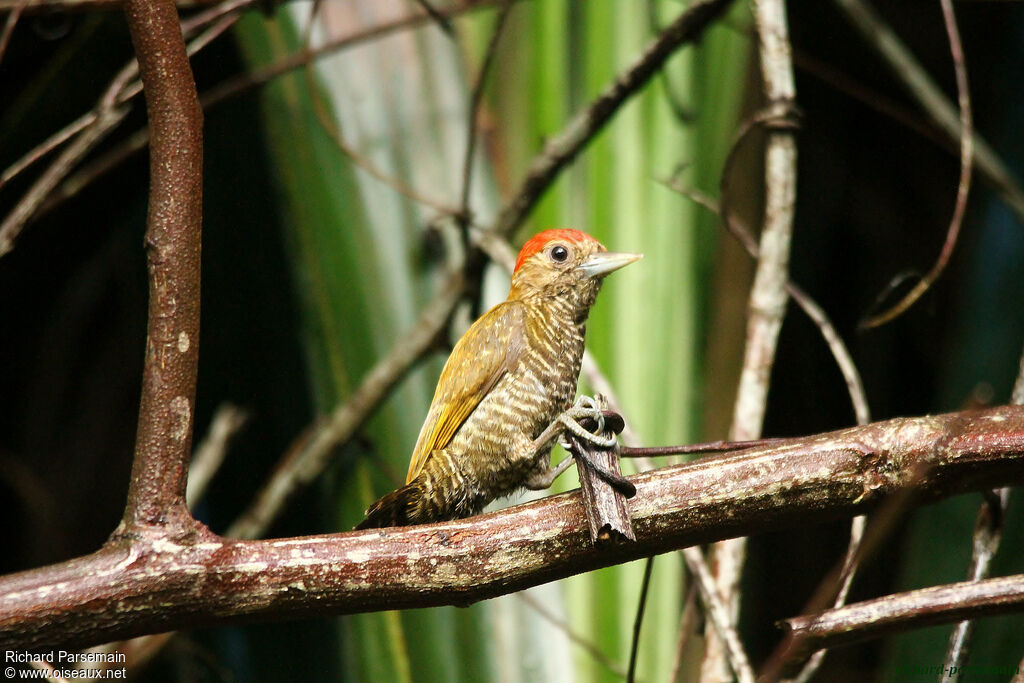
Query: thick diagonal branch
2 406 1023 650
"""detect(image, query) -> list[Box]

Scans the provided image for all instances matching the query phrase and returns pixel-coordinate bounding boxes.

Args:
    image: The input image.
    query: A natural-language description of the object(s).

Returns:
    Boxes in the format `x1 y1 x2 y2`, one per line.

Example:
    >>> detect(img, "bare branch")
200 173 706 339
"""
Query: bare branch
119 0 204 531
3 406 1023 650
0 0 28 64
859 0 973 329
732 0 797 453
780 573 1024 660
620 438 788 458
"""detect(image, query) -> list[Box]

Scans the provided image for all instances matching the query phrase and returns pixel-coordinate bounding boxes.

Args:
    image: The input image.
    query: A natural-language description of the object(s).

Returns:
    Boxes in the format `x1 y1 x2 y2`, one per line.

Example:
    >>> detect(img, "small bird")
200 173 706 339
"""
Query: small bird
356 229 641 529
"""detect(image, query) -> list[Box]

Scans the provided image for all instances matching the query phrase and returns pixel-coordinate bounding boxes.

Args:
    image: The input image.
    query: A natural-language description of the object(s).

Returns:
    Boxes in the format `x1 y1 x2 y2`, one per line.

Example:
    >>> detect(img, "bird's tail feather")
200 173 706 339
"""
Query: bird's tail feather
354 482 423 530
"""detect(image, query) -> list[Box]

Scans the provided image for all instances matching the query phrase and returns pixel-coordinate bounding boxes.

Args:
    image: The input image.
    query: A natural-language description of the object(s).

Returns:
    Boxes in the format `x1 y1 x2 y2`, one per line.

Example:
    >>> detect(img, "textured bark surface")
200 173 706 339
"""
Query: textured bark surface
121 0 204 532
570 410 635 544
781 573 1024 659
2 406 1022 650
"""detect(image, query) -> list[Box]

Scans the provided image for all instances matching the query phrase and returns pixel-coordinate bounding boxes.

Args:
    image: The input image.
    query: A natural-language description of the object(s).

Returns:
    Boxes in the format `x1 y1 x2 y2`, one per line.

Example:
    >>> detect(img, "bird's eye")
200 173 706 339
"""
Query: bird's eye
550 245 569 263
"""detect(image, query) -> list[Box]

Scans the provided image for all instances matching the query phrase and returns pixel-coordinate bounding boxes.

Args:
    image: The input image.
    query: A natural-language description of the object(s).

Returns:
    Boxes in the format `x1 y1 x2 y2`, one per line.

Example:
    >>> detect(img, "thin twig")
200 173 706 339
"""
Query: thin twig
0 112 96 192
412 0 456 38
1 0 245 193
0 107 127 257
832 0 1024 225
619 438 789 458
0 47 142 247
201 0 514 109
0 0 29 65
859 0 973 329
178 0 252 34
716 13 1024 225
627 557 656 683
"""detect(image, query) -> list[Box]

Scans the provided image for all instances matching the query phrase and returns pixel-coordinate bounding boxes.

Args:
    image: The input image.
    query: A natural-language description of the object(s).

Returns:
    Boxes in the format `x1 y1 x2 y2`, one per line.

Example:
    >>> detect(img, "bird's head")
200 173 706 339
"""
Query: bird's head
508 229 642 312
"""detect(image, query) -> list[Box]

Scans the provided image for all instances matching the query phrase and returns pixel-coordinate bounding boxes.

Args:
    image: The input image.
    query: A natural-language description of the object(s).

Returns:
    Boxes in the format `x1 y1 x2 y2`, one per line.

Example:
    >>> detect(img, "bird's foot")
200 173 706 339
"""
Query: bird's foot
557 395 617 449
523 395 618 491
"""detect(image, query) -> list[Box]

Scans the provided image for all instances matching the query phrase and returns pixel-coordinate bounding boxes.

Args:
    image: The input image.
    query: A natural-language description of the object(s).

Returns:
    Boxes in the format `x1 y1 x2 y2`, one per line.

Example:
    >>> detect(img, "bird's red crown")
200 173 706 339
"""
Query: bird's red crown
514 229 600 273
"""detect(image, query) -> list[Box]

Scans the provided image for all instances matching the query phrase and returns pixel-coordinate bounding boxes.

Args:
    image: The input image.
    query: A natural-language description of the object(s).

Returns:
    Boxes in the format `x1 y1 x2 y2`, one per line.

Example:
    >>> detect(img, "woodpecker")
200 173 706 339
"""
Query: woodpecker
356 229 641 529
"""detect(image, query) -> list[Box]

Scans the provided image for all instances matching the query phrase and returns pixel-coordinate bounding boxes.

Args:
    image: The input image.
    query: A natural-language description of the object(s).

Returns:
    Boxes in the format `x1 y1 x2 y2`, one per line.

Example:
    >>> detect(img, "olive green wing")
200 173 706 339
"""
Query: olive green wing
405 300 526 483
